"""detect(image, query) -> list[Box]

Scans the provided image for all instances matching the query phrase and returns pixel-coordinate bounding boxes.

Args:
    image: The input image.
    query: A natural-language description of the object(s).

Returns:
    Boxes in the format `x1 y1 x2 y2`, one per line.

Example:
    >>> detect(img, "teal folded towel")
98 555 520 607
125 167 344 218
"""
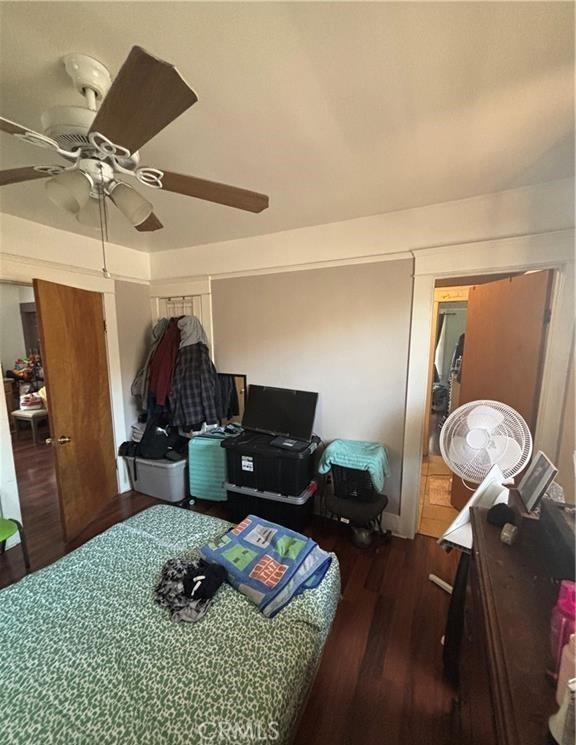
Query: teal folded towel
318 439 390 493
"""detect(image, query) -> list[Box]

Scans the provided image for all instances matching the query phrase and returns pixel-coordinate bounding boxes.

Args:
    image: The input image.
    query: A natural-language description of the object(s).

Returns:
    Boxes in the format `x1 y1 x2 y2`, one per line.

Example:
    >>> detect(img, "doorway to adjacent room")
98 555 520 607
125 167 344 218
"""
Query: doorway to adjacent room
0 282 61 572
418 285 468 537
417 270 553 538
1 278 120 580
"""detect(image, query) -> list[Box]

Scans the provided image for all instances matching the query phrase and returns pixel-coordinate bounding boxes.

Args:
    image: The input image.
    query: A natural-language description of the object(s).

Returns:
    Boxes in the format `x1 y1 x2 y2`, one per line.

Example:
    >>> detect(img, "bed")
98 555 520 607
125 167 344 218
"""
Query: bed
0 506 340 744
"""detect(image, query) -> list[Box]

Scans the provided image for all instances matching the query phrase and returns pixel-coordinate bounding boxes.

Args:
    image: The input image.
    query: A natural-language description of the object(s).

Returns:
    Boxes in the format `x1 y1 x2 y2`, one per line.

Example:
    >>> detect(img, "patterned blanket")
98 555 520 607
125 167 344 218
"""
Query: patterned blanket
0 506 341 745
201 515 332 618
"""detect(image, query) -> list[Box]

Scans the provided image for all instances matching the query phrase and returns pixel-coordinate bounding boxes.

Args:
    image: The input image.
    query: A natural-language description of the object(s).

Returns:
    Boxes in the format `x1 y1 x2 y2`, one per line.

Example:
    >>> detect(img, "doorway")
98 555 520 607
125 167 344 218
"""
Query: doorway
418 286 468 537
417 270 553 538
1 278 120 580
0 282 62 569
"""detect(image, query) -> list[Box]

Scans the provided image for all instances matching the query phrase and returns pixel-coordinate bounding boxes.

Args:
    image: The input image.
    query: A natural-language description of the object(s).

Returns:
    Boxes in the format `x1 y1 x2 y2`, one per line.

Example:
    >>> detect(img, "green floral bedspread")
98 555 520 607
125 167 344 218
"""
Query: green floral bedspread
0 506 340 745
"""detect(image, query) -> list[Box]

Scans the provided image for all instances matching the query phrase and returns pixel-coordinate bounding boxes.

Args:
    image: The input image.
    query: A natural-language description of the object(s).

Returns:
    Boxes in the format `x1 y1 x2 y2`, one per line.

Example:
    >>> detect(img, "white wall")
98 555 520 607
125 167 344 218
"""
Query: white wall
150 178 574 281
18 287 34 303
114 280 152 439
0 283 27 373
212 259 413 517
557 344 575 502
0 213 150 282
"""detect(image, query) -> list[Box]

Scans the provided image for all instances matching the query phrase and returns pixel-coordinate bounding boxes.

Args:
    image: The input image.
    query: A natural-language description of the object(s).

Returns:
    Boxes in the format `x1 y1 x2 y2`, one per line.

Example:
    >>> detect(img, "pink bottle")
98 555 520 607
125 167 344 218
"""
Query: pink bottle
550 581 576 680
556 634 576 707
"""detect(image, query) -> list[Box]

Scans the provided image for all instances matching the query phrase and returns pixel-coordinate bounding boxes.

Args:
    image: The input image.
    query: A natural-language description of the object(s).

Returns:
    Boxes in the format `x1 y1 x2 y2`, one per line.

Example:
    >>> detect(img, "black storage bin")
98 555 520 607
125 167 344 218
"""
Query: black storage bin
225 482 315 532
221 432 320 496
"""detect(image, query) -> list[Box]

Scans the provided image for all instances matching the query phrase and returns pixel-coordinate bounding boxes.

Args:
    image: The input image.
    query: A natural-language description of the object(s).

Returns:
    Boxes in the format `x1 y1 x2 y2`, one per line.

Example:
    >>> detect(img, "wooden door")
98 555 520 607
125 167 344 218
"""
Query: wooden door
34 279 118 541
451 271 553 509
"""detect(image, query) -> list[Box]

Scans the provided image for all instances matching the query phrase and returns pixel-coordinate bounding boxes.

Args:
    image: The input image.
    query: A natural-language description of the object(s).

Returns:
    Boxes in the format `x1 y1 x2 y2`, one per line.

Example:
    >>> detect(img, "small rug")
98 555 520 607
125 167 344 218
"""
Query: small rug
427 475 453 507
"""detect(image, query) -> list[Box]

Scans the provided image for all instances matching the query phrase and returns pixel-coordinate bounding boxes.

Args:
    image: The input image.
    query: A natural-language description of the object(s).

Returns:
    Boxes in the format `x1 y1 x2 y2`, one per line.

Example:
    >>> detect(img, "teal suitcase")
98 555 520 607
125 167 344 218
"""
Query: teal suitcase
189 433 230 501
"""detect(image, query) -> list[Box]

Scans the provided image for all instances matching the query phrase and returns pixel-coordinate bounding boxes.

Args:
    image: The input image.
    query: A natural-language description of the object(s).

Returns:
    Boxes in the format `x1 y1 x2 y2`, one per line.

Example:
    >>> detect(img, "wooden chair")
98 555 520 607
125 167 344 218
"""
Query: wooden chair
10 408 49 445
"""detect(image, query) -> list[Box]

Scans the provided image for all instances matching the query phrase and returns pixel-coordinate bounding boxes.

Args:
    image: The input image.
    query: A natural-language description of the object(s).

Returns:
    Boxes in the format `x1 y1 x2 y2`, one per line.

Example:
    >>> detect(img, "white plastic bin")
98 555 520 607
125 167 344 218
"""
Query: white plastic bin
124 456 188 502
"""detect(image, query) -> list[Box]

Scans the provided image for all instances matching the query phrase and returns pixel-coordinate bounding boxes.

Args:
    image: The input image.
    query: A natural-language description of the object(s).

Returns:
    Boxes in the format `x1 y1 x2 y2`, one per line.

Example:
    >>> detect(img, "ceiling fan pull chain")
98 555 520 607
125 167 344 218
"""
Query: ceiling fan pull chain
96 163 111 279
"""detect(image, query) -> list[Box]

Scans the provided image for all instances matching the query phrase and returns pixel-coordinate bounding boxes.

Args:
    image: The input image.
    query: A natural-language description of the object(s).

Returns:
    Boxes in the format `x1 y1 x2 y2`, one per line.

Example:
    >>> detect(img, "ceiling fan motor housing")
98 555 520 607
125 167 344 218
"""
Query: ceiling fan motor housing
41 54 113 152
41 105 95 150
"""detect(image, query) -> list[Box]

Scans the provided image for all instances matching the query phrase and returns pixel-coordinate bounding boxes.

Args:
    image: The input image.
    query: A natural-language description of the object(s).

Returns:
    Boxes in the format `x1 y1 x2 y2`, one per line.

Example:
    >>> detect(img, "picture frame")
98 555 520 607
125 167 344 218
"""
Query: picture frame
517 451 558 512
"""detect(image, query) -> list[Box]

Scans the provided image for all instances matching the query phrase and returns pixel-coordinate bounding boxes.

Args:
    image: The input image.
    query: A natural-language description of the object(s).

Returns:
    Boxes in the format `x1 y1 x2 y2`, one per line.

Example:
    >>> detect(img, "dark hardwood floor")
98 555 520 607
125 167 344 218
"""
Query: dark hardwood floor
2 436 461 744
0 434 157 586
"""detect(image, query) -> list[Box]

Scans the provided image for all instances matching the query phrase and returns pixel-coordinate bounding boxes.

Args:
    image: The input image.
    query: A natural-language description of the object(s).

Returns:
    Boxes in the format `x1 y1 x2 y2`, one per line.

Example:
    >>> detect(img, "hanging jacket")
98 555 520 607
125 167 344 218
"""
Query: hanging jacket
131 318 170 406
170 342 220 428
178 315 209 349
148 318 181 406
217 374 240 420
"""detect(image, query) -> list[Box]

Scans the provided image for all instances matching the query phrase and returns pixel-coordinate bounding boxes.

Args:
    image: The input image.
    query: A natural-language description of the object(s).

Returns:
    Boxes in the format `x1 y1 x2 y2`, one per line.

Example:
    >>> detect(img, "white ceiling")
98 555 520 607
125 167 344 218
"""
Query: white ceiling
0 2 573 253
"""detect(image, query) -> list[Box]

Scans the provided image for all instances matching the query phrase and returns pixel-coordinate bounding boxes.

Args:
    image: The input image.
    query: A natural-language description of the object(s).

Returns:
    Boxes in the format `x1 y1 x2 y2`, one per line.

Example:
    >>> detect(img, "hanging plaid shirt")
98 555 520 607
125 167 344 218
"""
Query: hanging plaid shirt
170 343 220 428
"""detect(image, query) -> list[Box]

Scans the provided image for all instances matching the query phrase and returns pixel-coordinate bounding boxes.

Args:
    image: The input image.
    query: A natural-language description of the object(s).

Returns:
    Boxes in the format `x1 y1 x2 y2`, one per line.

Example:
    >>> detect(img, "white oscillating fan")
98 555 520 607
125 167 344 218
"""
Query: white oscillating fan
429 400 532 595
439 400 532 487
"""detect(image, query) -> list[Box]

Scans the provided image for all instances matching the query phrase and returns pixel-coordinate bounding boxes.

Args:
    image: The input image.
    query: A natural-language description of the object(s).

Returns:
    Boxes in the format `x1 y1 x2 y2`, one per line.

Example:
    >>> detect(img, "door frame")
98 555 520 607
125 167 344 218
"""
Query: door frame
399 229 575 539
0 260 131 503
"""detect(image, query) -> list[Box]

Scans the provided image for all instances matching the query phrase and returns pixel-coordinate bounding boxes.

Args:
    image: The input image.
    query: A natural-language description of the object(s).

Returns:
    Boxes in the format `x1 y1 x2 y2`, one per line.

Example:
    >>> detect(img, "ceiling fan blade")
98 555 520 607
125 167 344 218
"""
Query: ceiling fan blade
0 116 59 151
135 213 163 232
89 46 198 155
160 170 269 213
0 166 54 186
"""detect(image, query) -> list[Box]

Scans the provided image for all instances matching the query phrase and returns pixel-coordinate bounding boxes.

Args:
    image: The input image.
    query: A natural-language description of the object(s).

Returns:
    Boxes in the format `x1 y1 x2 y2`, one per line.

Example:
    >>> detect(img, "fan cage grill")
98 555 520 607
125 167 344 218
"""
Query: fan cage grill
439 400 532 483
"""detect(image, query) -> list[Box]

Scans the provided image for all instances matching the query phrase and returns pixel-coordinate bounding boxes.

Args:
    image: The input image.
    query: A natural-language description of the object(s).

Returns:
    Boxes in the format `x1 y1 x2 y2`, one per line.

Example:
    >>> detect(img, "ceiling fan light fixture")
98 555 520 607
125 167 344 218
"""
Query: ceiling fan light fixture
76 196 102 228
109 182 153 227
45 168 91 214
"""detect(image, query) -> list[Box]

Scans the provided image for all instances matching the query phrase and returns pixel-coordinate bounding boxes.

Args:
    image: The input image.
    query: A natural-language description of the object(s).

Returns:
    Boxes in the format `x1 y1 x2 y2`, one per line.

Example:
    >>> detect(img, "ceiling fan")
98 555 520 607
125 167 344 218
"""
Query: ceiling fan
0 46 270 232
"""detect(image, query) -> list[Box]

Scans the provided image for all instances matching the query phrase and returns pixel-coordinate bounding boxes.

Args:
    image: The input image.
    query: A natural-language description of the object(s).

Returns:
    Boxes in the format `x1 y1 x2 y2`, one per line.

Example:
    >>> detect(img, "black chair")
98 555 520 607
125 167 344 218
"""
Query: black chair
325 465 390 548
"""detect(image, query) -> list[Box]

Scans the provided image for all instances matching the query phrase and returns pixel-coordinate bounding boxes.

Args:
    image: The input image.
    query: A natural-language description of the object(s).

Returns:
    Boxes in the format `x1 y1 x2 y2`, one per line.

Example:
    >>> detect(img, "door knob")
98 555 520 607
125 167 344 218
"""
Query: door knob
45 436 72 446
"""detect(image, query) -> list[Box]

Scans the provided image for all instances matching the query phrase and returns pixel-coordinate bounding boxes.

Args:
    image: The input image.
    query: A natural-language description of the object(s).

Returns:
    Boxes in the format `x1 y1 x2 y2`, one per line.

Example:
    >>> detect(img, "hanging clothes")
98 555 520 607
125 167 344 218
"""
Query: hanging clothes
217 374 240 420
131 318 170 407
178 315 209 349
170 342 220 428
148 318 181 407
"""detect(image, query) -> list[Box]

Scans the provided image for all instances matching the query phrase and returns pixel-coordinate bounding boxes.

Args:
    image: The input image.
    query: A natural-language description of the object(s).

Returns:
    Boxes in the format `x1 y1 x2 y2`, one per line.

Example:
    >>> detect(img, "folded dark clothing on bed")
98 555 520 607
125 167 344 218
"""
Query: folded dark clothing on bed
182 559 227 599
154 557 226 623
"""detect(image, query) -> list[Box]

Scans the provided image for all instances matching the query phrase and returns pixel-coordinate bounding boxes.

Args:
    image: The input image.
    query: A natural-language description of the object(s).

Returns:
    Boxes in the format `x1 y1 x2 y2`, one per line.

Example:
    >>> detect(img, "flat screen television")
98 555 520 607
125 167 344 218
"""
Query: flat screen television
242 385 318 440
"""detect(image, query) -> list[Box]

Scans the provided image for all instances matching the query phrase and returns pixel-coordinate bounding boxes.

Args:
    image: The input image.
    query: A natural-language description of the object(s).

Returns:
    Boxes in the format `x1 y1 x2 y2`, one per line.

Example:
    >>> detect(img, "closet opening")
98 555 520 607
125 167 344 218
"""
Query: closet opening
417 270 553 538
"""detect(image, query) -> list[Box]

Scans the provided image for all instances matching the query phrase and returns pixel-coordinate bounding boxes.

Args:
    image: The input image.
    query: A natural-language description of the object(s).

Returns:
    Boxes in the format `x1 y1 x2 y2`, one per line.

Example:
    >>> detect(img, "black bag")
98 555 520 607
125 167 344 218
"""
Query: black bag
118 441 139 457
138 415 170 460
118 441 141 483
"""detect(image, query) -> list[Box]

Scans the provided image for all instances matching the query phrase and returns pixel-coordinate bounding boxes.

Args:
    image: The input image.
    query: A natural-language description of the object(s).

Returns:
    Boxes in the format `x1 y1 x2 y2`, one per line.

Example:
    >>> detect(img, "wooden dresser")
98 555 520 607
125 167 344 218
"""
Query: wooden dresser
458 507 559 745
